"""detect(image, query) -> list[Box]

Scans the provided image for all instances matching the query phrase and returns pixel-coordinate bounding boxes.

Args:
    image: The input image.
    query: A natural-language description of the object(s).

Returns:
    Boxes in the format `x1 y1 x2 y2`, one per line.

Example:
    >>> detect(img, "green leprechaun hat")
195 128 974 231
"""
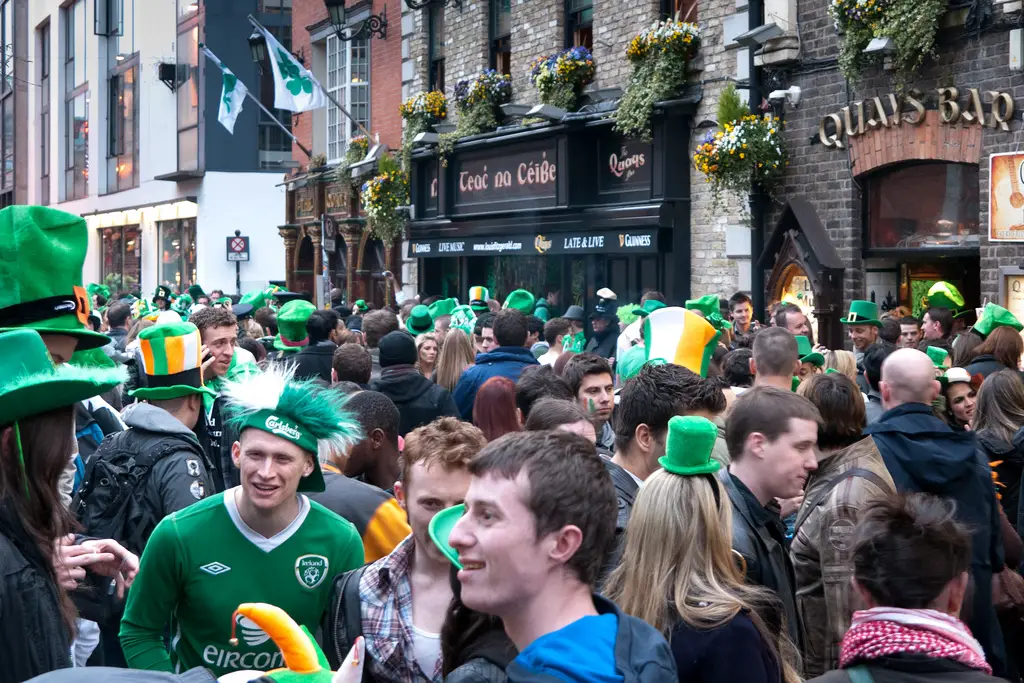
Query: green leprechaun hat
406 305 435 335
503 289 536 315
0 206 110 350
469 286 490 314
973 302 1023 339
427 297 457 321
685 294 732 331
926 345 950 369
633 299 667 318
222 364 362 493
840 300 882 328
659 415 721 476
153 285 172 303
429 503 465 570
449 305 477 336
923 281 964 312
130 322 217 401
796 335 824 367
275 300 317 353
353 299 370 314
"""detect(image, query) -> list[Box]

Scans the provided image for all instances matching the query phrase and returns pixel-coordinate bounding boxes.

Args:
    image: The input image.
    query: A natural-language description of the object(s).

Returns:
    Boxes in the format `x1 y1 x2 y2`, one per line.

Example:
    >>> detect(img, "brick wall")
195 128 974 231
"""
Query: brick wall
291 0 325 166
509 0 563 103
445 1 490 88
592 0 659 90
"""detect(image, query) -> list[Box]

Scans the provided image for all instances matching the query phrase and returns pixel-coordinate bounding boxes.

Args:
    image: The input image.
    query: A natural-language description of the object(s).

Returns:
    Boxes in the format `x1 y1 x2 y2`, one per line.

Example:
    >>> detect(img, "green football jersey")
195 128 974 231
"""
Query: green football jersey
120 488 364 676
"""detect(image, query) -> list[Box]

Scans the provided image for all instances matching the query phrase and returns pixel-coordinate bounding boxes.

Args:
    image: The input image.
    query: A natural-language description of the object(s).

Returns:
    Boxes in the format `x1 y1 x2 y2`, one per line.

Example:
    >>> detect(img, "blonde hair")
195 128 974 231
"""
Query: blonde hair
435 329 476 391
824 349 858 383
604 471 800 683
415 332 440 375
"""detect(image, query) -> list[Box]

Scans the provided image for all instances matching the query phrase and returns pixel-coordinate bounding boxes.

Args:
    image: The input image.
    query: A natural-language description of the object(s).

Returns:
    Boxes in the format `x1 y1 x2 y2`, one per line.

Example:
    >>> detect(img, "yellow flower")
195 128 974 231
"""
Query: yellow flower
739 153 744 159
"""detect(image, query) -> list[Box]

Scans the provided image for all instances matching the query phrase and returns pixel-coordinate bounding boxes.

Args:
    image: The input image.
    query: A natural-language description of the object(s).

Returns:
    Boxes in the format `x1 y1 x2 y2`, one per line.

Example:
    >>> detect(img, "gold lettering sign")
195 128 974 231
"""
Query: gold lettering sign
820 86 1016 148
295 187 315 219
325 182 347 212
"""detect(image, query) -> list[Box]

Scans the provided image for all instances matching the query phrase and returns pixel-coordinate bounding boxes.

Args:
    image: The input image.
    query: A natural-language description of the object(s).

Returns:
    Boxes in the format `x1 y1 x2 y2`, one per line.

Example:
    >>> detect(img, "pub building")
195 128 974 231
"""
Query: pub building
406 95 699 312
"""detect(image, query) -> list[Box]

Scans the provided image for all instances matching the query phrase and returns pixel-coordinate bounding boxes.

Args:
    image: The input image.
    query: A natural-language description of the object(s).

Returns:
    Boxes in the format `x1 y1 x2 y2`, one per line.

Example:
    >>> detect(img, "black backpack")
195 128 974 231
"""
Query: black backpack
72 430 207 557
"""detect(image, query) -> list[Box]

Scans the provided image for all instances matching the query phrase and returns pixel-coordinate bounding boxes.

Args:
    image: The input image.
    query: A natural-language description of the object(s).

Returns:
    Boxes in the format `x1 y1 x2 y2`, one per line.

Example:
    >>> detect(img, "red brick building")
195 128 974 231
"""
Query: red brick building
279 0 403 306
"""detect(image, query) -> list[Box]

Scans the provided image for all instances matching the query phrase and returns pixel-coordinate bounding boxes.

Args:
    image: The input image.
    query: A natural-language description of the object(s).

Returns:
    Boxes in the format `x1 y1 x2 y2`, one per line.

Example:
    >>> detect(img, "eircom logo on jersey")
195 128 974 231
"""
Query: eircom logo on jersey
202 645 283 671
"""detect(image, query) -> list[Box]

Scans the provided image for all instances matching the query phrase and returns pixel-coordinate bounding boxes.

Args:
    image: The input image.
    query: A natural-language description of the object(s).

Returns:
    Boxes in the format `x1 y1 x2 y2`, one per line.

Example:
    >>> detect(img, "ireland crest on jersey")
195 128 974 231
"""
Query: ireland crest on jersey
295 554 329 589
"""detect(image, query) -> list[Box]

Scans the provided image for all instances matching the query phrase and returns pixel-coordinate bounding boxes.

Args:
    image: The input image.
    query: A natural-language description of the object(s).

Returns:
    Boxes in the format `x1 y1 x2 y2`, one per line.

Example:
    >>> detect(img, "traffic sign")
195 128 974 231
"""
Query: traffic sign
323 216 337 252
227 235 250 262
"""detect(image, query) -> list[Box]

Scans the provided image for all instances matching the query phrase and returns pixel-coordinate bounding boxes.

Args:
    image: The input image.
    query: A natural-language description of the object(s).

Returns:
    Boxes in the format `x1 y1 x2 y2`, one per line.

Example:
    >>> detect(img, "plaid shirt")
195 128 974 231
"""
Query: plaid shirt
359 536 443 683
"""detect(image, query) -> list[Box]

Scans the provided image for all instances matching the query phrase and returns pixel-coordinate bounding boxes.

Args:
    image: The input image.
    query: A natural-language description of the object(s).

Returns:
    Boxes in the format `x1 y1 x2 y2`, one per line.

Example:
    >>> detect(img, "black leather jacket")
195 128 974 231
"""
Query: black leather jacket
719 470 802 650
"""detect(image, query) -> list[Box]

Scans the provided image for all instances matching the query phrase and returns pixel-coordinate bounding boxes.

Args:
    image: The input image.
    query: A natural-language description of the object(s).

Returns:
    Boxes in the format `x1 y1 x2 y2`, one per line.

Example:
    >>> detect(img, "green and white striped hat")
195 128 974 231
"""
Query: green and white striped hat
130 321 216 401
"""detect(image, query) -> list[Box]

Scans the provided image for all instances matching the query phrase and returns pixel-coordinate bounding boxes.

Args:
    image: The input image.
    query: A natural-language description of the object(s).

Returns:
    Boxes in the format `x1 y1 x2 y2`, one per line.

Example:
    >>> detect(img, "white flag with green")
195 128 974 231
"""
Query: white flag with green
256 25 326 113
218 70 247 134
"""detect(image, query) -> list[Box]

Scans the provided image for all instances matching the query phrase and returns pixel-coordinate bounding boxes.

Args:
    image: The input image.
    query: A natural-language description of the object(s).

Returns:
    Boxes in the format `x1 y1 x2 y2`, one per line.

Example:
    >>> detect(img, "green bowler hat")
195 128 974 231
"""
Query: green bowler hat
0 206 110 350
659 415 721 476
429 503 465 570
840 300 882 328
274 300 317 353
926 345 950 369
0 329 127 427
406 305 435 335
633 299 667 318
973 302 1023 339
131 322 217 401
924 281 964 312
796 335 824 367
503 289 536 315
353 299 370 314
427 297 457 320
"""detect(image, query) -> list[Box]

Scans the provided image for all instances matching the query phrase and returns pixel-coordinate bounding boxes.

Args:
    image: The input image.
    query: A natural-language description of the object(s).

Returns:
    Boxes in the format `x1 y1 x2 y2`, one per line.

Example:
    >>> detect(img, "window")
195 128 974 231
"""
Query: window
660 0 697 21
107 63 138 192
259 23 292 169
158 218 197 290
100 225 141 294
565 0 593 50
1 0 12 94
260 0 292 11
326 35 369 163
39 23 50 205
176 20 201 171
179 0 200 19
428 5 445 92
106 0 135 59
866 163 980 250
0 0 11 202
489 0 510 76
64 0 89 201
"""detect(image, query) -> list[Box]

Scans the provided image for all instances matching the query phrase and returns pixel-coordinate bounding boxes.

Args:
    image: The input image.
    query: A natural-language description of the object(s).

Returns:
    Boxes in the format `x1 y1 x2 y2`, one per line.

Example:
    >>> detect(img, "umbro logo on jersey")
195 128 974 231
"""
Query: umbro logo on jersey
199 562 231 576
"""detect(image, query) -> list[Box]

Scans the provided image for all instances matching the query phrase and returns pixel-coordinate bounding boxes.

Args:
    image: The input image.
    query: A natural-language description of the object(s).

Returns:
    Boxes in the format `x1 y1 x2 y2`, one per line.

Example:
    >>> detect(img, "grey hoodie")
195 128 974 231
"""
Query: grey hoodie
26 667 216 683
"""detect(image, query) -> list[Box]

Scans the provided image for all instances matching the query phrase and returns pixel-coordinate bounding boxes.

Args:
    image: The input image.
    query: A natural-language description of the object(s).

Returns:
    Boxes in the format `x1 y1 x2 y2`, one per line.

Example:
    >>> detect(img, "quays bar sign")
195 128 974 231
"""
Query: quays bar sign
819 86 1015 149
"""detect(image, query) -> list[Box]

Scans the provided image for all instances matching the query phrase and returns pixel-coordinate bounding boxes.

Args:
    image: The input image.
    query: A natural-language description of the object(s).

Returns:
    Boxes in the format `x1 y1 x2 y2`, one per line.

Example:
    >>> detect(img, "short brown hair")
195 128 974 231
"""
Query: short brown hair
363 309 400 348
796 373 864 450
189 306 237 333
402 417 487 487
971 325 1024 370
469 430 617 587
752 327 798 377
562 353 613 397
543 317 572 346
332 343 372 385
726 387 823 460
523 398 590 431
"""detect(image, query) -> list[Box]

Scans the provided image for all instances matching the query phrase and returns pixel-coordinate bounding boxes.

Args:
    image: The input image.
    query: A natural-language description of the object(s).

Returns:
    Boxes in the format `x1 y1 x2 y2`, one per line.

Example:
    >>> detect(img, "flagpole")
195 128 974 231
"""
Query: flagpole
200 44 313 159
247 15 374 141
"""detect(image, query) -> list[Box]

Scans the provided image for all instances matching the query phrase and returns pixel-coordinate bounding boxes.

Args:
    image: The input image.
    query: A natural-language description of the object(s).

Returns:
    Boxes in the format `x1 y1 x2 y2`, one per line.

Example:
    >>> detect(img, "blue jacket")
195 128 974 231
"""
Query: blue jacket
864 403 1006 677
506 594 677 683
453 347 539 419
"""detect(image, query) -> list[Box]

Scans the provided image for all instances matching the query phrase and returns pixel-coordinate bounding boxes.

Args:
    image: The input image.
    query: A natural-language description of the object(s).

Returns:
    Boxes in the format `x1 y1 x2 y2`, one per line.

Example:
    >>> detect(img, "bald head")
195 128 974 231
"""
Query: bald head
880 348 940 409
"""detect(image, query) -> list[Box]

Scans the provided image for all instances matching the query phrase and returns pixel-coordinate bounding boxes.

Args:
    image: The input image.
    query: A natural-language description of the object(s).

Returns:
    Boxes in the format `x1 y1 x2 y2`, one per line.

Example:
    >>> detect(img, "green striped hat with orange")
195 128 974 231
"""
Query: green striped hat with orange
130 321 216 400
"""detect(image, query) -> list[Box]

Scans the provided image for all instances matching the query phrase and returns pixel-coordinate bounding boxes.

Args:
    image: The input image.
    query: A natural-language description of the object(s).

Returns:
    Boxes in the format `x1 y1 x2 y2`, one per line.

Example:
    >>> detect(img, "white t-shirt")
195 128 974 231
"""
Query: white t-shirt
411 624 442 678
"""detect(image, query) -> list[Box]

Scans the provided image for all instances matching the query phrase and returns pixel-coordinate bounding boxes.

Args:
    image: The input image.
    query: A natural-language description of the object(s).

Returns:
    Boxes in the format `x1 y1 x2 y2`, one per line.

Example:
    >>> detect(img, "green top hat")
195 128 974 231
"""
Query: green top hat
617 345 665 382
924 281 964 312
685 294 732 331
274 291 307 306
840 300 882 328
469 286 490 313
659 415 721 477
926 345 950 369
0 329 127 428
973 303 1023 338
153 285 172 302
131 322 217 401
429 503 465 569
633 299 667 318
406 305 435 335
796 336 824 367
353 299 369 314
503 289 536 315
274 300 316 352
0 206 110 350
187 284 206 300
427 297 457 320
533 298 550 322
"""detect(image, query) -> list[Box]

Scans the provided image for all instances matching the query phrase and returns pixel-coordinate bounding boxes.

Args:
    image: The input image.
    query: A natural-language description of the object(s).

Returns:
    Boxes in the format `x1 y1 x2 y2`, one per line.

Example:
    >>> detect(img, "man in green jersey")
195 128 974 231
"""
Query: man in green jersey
120 365 366 676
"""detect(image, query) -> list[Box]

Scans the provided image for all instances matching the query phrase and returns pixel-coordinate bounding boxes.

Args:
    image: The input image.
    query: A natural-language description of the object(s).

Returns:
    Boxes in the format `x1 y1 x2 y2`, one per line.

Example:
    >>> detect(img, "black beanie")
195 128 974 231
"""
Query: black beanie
378 331 417 367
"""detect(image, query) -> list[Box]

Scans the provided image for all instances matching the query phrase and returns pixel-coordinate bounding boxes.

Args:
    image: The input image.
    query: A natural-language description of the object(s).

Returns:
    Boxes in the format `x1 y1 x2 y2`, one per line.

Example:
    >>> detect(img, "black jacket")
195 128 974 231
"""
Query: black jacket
719 469 802 650
194 394 239 492
669 610 781 683
371 365 460 436
864 403 1006 676
808 654 1002 683
291 341 337 384
964 355 1022 381
976 427 1024 530
586 327 620 360
599 456 640 580
0 499 71 682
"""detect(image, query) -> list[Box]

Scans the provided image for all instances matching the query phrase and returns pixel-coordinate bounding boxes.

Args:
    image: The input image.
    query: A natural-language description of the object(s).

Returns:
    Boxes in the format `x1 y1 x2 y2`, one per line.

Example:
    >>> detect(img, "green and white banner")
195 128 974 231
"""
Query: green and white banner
255 24 326 113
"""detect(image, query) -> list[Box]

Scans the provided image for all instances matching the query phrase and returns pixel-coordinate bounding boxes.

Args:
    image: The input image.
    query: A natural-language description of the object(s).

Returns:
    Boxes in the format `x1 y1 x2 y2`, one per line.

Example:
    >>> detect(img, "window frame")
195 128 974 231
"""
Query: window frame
39 21 50 205
176 12 203 173
99 224 142 295
64 0 89 201
488 0 510 75
564 0 593 50
427 4 446 92
659 0 697 21
325 34 370 164
1 0 13 198
157 218 197 291
105 55 139 194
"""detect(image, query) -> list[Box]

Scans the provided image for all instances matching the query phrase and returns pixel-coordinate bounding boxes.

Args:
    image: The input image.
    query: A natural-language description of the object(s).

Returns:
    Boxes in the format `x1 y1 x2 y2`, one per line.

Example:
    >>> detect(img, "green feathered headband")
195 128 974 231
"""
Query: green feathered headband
221 364 362 493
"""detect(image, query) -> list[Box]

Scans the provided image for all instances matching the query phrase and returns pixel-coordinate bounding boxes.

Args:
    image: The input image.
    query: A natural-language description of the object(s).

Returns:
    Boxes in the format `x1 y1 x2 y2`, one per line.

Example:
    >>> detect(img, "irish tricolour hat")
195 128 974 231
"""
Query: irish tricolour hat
131 322 217 401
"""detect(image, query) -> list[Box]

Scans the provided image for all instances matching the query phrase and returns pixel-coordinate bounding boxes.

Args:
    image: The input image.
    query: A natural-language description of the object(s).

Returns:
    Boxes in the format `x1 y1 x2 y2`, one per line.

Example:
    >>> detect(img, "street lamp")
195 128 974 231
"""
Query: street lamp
324 0 388 41
248 29 268 70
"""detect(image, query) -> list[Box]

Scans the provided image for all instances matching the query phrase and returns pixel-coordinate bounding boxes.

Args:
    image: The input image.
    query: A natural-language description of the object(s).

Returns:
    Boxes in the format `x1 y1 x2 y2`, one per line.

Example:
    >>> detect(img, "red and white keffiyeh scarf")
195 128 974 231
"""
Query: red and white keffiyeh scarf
839 607 991 675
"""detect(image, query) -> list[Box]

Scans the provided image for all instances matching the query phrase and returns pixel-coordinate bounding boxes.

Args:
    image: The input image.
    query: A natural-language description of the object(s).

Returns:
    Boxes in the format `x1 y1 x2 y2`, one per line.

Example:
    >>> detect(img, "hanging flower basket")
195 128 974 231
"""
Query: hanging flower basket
438 70 513 166
614 20 701 142
693 114 787 206
529 47 596 111
829 0 946 85
400 91 448 169
361 167 409 247
334 134 370 186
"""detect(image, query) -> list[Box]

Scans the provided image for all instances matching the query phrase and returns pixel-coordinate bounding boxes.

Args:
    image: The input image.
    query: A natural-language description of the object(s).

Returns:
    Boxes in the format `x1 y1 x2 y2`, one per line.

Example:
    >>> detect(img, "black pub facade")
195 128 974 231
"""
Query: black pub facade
407 98 699 312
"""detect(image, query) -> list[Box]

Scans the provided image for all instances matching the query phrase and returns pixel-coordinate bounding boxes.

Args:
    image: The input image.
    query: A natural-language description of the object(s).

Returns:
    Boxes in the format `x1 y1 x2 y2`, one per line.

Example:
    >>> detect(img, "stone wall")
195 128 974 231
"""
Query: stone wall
509 0 563 104
592 0 659 91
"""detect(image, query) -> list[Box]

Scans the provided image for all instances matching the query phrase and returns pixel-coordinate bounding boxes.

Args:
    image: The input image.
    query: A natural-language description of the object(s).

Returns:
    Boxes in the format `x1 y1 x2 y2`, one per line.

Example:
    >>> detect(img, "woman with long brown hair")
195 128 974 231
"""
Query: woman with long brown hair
0 329 131 681
435 329 476 392
973 368 1024 527
472 377 522 442
965 325 1024 379
604 415 800 683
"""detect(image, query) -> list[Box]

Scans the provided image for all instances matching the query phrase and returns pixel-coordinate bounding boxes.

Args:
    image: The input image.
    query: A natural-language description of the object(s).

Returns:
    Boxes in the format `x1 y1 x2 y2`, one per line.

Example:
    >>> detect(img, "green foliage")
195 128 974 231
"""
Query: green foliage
437 104 500 167
716 84 747 128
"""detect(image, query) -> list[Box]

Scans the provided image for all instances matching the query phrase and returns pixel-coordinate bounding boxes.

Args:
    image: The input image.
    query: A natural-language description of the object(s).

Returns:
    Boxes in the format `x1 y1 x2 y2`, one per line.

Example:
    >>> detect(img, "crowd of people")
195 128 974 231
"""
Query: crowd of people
1 204 1023 683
